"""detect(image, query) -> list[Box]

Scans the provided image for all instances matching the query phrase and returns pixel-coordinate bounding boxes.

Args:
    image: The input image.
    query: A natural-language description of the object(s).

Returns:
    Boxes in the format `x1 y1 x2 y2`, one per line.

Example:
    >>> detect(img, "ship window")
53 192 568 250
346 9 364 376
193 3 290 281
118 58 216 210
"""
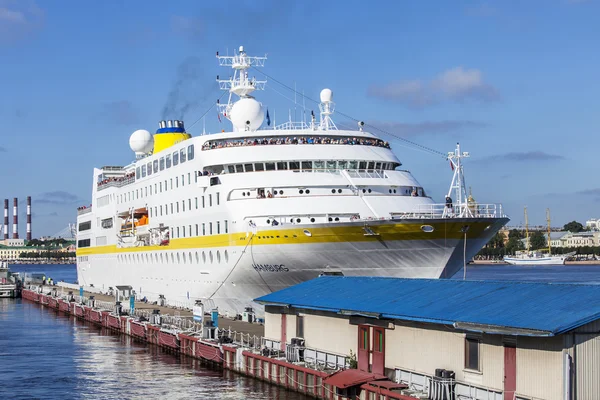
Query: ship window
153 160 159 172
136 167 140 179
160 157 165 170
173 151 179 166
182 200 185 212
78 221 92 231
195 224 198 236
217 251 221 264
349 160 358 169
288 161 299 170
195 197 198 209
202 223 206 235
375 162 381 170
181 174 185 187
180 148 186 163
209 222 213 235
216 193 220 205
367 162 374 170
235 164 244 173
188 145 194 160
182 226 185 238
225 220 228 233
276 162 287 170
170 203 173 214
77 239 91 248
202 196 205 208
176 202 180 213
244 163 254 172
148 162 153 175
149 186 152 195
188 199 191 210
188 173 191 185
209 194 212 207
227 165 235 173
160 205 163 216
265 162 275 171
314 160 324 171
359 161 367 170
254 163 265 171
159 182 162 193
326 160 336 171
141 164 147 177
338 160 347 170
202 251 206 263
175 176 178 188
217 221 220 234
302 161 312 171
224 250 229 262
154 183 157 193
176 227 180 238
166 154 172 168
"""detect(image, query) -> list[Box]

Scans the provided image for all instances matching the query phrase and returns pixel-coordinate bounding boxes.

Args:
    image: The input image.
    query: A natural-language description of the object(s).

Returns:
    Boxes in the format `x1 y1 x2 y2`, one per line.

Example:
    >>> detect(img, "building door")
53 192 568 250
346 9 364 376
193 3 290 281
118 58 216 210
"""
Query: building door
503 345 516 400
372 327 385 375
358 325 370 372
281 314 287 352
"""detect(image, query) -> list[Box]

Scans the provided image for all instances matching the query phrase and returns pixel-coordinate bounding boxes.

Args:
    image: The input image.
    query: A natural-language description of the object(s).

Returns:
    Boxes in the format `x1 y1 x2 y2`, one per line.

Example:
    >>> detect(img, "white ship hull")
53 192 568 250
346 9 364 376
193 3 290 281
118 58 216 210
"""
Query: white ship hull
77 218 506 316
503 256 566 266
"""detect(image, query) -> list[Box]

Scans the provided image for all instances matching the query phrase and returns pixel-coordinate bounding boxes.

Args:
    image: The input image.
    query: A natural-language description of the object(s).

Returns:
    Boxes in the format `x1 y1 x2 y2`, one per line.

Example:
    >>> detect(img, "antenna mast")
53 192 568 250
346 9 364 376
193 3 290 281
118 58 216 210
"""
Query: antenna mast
446 143 471 217
546 208 552 254
215 46 267 122
524 207 530 252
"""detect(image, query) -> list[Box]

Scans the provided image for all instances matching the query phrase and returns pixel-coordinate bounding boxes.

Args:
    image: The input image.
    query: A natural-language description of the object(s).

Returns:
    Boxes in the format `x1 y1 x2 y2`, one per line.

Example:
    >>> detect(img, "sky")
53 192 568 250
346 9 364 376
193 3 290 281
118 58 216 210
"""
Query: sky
0 0 599 237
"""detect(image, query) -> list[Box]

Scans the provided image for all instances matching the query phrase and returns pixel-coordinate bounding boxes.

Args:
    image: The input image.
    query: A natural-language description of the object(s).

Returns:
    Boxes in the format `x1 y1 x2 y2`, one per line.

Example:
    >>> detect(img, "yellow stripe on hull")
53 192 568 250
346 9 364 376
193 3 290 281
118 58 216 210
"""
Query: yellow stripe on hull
76 219 501 256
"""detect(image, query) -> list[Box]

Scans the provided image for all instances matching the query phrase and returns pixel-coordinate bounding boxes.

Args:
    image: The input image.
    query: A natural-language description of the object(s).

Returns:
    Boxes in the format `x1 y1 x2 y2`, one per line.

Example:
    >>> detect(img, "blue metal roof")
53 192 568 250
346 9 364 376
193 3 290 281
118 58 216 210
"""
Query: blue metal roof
255 277 600 336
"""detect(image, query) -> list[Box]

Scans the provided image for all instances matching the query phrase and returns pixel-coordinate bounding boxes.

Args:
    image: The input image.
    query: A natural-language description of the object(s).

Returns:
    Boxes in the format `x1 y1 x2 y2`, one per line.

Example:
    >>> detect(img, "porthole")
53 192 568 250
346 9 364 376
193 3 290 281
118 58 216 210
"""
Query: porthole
334 217 340 222
195 252 199 263
247 192 250 196
209 251 214 263
183 253 186 264
189 252 192 263
393 189 397 194
267 219 271 224
242 192 246 196
338 189 342 193
279 190 283 195
202 251 206 263
303 229 312 237
160 254 164 263
299 189 304 194
217 251 221 264
224 250 229 262
306 189 310 194
310 217 315 222
290 218 294 223
296 218 301 223
177 253 180 263
368 189 372 193
328 217 333 222
421 225 435 233
389 189 392 193
362 189 366 193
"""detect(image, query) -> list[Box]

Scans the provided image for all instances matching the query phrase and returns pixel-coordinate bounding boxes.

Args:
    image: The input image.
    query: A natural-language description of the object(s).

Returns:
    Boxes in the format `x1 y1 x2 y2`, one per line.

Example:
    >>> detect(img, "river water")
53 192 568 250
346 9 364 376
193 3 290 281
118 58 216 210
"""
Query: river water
1 263 600 399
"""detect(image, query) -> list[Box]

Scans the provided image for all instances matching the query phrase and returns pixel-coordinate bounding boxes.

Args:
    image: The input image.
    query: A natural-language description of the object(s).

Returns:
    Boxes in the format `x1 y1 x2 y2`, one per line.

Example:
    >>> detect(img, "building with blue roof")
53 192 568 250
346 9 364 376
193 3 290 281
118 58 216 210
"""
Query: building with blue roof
256 276 600 400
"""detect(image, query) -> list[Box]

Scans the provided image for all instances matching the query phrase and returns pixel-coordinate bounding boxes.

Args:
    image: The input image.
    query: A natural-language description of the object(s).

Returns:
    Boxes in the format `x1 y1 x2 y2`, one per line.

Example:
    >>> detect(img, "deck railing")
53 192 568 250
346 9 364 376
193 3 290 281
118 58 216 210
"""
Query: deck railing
391 203 506 220
97 176 135 191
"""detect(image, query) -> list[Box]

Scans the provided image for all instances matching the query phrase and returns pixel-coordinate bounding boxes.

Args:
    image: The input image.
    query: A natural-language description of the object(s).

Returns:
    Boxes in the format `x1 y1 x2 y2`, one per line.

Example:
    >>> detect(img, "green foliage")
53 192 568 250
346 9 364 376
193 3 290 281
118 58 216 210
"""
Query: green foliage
486 232 505 249
19 251 75 260
505 235 525 255
508 229 524 240
26 238 71 248
347 350 358 369
529 231 547 250
563 221 585 233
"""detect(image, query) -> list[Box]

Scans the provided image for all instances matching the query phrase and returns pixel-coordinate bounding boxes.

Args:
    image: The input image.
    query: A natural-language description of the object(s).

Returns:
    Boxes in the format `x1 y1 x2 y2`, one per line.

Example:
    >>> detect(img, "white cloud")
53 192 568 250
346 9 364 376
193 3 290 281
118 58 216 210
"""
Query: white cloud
368 67 499 108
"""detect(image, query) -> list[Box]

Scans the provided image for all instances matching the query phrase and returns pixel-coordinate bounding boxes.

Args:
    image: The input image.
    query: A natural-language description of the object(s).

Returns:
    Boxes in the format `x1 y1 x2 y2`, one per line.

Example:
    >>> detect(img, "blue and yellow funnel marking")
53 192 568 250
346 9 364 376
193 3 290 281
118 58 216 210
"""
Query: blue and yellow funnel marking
153 123 191 153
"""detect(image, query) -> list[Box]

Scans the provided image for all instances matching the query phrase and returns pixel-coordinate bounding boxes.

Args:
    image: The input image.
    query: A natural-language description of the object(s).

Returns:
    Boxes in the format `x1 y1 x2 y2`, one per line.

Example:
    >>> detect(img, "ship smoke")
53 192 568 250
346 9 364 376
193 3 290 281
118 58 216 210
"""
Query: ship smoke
161 56 208 121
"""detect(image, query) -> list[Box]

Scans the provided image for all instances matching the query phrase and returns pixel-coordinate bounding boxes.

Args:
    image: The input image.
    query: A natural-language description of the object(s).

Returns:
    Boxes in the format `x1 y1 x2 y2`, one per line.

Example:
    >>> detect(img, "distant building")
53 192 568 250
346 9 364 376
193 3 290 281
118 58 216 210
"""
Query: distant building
257 277 600 400
586 218 600 231
0 245 35 261
0 238 26 247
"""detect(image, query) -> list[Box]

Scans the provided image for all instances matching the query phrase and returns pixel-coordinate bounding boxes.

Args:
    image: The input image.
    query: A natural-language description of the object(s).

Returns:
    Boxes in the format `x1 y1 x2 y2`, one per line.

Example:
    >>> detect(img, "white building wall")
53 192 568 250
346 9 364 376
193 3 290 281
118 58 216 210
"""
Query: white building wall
264 312 281 341
302 314 357 356
515 336 563 400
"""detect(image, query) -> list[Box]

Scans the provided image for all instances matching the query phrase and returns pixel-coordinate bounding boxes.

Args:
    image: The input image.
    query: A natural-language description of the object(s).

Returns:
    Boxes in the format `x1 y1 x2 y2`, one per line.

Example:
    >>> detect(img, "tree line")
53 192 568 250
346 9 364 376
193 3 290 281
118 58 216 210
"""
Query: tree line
477 220 594 259
19 251 76 260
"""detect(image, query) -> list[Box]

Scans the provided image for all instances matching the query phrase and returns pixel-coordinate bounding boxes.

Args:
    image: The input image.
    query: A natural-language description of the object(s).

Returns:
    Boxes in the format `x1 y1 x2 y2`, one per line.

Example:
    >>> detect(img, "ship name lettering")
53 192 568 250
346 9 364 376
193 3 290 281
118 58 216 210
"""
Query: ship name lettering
252 264 289 272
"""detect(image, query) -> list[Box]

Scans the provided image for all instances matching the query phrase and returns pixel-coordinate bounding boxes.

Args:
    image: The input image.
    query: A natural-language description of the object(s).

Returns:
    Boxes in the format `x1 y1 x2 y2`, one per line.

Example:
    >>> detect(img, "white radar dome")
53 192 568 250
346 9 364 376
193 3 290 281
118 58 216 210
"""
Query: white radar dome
229 98 265 131
129 129 154 155
320 88 333 103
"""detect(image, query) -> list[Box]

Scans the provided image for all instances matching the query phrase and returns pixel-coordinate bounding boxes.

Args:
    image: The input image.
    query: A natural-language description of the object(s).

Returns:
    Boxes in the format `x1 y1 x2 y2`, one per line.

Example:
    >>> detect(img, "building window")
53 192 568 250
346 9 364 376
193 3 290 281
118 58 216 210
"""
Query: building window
465 338 480 371
296 316 304 338
361 327 368 350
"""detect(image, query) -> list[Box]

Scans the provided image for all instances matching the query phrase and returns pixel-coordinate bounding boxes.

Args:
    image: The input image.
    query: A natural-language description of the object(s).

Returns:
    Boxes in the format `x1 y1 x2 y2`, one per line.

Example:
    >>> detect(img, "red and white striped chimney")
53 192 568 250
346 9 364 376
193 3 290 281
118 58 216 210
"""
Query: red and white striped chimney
26 196 32 241
12 198 18 239
3 199 8 240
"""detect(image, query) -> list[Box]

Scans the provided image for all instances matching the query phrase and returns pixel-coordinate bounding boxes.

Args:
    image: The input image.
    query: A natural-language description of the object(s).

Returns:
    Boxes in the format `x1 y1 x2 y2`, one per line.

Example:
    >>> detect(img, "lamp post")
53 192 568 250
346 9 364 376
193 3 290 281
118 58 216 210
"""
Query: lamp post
461 225 470 280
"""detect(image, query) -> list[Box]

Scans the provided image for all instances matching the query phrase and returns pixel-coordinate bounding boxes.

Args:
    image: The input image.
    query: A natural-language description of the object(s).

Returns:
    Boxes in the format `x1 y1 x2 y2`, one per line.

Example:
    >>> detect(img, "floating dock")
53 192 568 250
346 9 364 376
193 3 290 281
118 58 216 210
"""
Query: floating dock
22 286 413 400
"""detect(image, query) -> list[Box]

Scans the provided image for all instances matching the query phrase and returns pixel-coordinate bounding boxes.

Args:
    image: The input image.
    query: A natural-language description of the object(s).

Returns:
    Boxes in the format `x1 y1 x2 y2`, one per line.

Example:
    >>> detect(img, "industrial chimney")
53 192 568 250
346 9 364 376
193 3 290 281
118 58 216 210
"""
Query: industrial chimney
3 199 7 240
12 198 18 239
26 196 32 241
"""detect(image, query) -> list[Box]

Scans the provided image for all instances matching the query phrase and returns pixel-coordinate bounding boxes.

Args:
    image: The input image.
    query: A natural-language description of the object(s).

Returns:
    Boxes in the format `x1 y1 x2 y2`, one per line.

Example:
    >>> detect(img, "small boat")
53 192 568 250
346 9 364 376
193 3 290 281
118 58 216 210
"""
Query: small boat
504 208 570 265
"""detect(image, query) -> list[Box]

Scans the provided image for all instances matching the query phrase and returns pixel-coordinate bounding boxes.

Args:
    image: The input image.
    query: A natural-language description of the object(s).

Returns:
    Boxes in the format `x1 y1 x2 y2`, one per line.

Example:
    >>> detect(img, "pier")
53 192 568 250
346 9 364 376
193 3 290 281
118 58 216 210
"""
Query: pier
21 286 413 400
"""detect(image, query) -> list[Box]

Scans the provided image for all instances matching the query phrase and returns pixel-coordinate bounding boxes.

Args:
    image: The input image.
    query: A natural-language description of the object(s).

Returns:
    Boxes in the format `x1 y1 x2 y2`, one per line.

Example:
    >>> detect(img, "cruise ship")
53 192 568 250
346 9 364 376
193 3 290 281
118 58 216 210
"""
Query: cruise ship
76 46 509 315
